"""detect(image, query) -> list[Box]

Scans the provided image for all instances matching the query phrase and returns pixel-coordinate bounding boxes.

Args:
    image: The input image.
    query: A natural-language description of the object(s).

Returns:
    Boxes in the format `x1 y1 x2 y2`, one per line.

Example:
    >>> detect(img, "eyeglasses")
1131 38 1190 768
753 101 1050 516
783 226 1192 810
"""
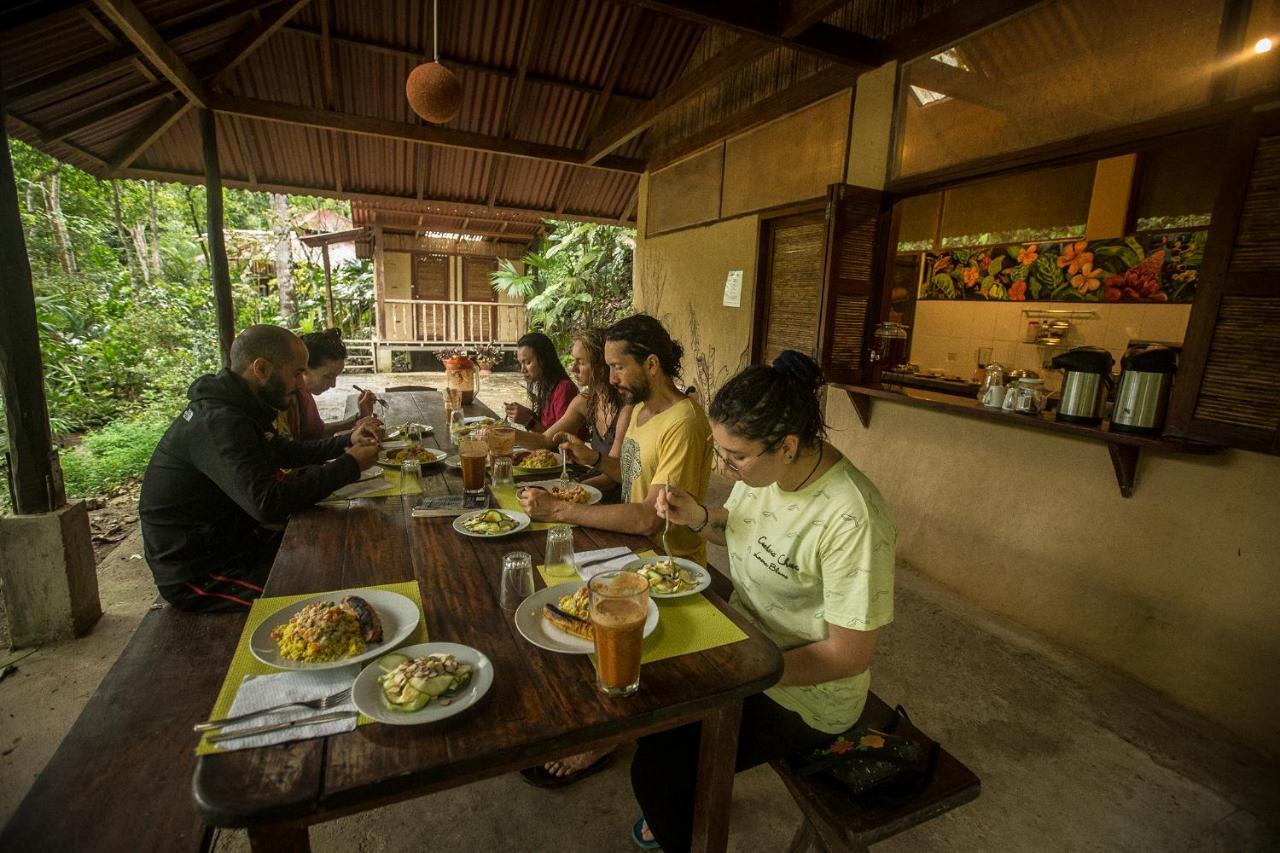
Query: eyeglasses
708 435 780 474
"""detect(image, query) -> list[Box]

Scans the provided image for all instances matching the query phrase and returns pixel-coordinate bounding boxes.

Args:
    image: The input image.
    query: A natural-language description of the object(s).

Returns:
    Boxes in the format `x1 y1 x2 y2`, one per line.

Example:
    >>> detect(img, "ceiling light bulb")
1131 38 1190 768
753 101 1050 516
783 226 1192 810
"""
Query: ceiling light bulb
1255 37 1273 54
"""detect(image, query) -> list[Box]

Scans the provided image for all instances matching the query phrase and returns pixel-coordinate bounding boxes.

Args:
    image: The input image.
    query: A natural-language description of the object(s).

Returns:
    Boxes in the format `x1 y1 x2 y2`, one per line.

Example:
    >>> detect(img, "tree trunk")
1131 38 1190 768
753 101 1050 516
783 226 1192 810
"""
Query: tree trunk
185 186 211 272
109 180 140 290
147 180 161 278
45 167 74 275
130 222 151 286
271 192 296 326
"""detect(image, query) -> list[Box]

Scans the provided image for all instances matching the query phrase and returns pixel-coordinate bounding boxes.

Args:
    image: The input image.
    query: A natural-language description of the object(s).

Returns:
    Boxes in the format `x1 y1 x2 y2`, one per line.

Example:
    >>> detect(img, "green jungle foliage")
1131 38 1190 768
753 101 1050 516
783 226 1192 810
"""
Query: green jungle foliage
1 140 361 507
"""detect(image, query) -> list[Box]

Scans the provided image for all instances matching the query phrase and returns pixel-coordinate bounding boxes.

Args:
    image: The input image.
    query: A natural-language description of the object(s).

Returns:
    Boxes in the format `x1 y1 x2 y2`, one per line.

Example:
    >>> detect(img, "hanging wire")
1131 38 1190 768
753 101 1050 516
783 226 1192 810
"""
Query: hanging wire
433 0 439 61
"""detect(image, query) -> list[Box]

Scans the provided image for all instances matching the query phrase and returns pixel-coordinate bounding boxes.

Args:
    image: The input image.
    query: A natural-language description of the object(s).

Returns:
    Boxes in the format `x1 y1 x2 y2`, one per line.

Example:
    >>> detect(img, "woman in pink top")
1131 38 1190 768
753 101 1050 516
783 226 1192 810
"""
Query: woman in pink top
285 330 377 441
505 332 583 435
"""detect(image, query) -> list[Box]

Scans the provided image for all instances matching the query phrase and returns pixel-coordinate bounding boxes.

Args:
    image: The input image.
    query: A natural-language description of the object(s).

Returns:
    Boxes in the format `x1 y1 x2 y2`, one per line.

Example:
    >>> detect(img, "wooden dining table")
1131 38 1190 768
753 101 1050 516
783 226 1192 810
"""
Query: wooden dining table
192 390 783 852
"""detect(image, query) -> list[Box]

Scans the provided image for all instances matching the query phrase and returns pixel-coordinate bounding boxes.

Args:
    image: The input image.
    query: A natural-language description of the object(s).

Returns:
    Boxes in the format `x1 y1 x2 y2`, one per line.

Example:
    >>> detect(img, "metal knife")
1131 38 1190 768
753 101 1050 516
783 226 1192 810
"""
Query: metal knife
204 710 357 744
576 551 635 570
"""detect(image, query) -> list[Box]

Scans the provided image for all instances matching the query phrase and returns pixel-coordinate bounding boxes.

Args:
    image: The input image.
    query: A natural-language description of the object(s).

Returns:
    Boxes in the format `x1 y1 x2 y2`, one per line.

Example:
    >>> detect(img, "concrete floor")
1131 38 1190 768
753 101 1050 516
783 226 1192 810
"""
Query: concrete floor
2 373 1277 851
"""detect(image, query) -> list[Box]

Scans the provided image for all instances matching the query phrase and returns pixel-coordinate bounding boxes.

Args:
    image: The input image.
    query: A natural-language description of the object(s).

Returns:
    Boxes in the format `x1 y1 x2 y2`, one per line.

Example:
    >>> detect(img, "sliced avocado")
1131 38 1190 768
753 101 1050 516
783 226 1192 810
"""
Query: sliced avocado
378 653 409 674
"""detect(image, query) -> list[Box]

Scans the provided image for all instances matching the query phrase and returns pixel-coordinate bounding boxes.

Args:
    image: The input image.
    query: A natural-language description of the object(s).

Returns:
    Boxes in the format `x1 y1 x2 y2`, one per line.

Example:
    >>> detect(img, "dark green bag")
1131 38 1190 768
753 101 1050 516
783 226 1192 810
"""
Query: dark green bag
789 705 939 800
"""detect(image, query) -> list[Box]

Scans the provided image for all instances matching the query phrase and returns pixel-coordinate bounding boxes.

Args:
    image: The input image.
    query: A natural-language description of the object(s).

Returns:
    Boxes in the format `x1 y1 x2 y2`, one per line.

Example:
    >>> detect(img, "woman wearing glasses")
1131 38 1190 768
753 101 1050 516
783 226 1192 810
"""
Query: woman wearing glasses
628 350 897 852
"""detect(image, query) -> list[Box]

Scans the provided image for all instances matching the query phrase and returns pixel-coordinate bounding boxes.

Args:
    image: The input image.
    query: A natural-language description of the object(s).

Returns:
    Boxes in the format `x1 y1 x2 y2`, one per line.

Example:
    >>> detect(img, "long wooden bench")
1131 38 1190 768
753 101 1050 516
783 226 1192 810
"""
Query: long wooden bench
773 692 981 852
1 603 241 852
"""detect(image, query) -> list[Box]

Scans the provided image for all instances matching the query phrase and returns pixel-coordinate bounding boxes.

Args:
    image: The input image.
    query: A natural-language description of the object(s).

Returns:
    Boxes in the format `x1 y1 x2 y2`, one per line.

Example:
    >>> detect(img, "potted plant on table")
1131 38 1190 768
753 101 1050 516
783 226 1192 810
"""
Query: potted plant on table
472 342 504 376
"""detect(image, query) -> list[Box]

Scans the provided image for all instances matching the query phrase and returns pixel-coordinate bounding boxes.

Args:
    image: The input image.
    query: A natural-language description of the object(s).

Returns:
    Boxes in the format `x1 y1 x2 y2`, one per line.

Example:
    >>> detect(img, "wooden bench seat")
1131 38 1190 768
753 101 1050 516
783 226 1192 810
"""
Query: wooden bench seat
1 604 242 853
773 693 981 853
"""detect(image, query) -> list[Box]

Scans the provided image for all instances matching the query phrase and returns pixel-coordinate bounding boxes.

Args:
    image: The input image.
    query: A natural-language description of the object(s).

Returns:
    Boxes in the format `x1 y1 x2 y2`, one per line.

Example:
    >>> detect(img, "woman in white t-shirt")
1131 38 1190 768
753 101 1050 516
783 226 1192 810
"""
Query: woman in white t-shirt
628 350 897 852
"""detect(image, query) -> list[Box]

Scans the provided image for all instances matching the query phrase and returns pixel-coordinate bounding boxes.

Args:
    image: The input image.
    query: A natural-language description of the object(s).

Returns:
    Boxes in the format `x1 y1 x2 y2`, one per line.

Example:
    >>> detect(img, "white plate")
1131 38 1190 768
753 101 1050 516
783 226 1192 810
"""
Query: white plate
443 455 461 469
377 447 448 468
452 509 531 538
249 589 420 671
621 556 711 599
463 416 495 425
514 581 660 654
352 642 494 726
518 480 603 505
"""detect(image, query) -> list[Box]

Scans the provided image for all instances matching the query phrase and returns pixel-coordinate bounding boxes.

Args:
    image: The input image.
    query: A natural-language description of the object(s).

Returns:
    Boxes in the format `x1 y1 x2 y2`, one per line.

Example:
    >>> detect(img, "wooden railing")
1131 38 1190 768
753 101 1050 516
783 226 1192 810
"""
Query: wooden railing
381 299 528 344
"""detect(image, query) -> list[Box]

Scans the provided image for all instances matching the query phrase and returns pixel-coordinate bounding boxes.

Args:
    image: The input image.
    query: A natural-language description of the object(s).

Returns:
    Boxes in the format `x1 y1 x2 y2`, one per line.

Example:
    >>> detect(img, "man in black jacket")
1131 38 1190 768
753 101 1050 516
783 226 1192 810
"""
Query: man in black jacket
140 325 380 611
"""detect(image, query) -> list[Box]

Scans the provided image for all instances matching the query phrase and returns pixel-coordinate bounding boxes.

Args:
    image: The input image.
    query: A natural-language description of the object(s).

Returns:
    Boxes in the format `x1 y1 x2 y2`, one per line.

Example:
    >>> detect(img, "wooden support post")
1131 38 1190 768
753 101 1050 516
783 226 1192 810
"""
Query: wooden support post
0 71 64 514
200 108 236 365
321 242 335 329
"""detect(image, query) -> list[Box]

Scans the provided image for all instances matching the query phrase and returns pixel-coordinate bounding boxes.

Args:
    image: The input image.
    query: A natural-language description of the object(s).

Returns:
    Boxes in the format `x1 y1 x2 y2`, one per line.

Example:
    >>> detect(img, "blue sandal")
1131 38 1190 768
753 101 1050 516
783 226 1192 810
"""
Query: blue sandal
631 816 661 850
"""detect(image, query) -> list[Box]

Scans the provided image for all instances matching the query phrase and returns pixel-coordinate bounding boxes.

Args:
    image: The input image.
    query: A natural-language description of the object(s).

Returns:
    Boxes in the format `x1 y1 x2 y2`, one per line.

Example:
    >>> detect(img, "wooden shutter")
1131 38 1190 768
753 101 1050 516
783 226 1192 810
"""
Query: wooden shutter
462 256 498 341
753 211 826 364
818 183 892 386
411 254 449 341
1167 109 1280 453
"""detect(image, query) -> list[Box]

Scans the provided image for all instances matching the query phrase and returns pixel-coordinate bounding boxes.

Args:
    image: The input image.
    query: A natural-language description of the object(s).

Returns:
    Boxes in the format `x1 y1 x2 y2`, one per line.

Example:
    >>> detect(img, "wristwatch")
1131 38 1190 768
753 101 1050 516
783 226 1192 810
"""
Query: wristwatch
689 503 710 533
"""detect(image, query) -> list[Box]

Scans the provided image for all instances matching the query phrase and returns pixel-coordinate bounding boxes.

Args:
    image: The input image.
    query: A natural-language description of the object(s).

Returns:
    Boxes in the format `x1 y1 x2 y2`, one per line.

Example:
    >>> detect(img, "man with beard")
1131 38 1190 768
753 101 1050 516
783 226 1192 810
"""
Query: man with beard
519 314 713 563
139 325 380 611
517 314 713 787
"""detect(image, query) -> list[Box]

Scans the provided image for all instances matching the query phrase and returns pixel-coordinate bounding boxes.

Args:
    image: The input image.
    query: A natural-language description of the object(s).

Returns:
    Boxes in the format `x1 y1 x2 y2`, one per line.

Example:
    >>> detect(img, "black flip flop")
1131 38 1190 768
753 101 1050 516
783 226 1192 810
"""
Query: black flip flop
519 752 615 788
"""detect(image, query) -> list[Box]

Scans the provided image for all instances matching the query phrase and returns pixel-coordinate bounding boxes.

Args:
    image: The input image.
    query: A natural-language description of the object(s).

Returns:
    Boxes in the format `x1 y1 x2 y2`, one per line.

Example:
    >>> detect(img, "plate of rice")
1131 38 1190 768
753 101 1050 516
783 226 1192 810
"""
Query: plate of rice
249 588 421 671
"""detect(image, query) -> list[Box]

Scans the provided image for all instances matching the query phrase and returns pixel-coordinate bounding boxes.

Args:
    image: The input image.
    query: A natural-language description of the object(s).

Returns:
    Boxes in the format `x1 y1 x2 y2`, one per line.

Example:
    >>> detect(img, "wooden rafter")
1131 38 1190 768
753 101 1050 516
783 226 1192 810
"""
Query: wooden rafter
646 63 858 170
485 0 546 209
210 94 647 173
120 167 632 225
584 36 774 165
91 0 210 107
608 0 887 69
209 0 313 85
39 81 173 143
779 0 854 39
279 25 648 106
5 112 111 172
882 0 1047 61
108 98 190 173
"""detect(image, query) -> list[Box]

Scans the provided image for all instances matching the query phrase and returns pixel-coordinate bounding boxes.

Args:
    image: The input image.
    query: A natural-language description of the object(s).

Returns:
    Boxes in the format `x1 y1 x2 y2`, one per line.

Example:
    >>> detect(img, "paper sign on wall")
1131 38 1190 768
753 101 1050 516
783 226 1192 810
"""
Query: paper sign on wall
723 270 743 308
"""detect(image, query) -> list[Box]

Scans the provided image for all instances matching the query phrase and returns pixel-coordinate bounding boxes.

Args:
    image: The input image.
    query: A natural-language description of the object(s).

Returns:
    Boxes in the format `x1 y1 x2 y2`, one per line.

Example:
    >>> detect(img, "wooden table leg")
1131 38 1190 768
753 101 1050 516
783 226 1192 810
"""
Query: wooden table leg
248 824 311 853
689 701 744 853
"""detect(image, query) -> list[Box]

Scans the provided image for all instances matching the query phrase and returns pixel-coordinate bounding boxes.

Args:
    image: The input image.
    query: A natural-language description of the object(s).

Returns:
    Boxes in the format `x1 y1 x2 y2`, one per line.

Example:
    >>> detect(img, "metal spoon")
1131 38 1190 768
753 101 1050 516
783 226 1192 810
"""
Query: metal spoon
661 483 671 559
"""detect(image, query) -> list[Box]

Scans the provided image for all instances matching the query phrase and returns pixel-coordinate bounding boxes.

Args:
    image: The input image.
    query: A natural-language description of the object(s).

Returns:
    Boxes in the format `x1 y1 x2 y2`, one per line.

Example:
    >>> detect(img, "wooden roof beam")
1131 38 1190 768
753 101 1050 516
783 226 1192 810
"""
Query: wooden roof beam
279 25 649 105
883 0 1048 62
609 1 887 69
209 0 313 85
583 36 774 165
779 0 855 39
119 167 632 225
107 97 189 173
91 0 209 106
209 94 647 173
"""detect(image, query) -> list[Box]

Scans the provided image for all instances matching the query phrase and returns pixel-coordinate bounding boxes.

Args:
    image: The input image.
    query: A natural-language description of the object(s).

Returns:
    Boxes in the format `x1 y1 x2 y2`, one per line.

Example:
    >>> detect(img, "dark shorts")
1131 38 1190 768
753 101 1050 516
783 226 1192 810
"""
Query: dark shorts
157 529 281 612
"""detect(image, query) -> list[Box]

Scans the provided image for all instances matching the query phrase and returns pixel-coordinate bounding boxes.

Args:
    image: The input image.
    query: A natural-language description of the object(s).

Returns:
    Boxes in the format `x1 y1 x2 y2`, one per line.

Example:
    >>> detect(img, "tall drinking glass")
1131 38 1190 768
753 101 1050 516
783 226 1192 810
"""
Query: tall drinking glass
399 458 421 495
492 456 515 489
589 570 649 697
543 526 577 579
459 438 488 495
487 424 516 460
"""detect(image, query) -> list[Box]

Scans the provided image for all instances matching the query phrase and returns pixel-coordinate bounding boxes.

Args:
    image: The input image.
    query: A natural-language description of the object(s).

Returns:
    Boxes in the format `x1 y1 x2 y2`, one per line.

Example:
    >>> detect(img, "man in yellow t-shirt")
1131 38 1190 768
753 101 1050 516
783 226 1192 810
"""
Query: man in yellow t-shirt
520 314 713 564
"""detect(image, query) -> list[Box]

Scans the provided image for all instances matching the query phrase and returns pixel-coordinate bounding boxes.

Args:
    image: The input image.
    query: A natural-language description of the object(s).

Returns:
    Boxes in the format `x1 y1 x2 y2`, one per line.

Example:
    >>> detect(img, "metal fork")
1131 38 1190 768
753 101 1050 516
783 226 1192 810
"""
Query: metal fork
193 687 352 732
661 483 672 559
559 445 570 489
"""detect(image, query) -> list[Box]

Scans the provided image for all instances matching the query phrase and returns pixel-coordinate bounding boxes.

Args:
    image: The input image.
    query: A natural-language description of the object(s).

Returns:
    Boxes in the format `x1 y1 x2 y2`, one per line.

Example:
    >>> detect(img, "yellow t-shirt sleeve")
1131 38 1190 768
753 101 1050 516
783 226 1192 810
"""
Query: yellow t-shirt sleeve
651 410 711 498
817 512 896 631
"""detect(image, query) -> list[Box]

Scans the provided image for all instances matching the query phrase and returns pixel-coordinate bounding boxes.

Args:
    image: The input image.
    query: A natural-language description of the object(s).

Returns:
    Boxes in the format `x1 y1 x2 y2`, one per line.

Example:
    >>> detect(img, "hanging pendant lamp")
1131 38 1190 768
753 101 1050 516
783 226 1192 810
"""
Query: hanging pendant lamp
406 0 462 124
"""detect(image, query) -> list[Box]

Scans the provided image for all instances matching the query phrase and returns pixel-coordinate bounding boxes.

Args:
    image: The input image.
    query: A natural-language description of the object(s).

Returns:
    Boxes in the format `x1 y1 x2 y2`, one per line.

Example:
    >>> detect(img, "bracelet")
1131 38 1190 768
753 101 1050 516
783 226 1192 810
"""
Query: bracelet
689 503 711 533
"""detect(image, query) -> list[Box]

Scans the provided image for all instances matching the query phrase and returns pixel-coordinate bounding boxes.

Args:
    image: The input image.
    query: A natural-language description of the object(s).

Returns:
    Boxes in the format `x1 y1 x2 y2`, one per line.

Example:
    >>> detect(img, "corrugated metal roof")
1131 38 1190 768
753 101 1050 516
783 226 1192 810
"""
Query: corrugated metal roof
1 1 963 231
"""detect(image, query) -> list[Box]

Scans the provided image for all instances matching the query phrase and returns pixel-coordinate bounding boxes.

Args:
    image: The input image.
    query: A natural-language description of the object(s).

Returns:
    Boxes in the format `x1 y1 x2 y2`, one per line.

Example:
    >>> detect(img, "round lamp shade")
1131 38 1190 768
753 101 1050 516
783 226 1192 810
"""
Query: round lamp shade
406 61 462 124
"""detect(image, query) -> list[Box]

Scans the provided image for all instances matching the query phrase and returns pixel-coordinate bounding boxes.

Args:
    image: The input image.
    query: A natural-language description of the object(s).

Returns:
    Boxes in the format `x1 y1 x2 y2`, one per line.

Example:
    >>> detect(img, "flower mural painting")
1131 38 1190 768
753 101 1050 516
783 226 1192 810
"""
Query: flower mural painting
920 231 1204 303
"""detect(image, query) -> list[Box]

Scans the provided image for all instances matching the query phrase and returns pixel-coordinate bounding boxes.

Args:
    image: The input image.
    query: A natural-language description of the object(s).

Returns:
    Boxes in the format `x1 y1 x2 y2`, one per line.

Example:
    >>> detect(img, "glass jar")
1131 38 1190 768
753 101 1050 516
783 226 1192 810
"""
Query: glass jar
869 322 910 370
446 358 477 405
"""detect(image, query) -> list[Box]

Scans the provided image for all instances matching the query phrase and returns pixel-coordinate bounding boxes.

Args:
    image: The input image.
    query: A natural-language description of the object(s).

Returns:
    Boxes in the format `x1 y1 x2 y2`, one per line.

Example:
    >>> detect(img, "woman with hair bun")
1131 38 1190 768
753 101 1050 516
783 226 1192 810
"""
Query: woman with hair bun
627 349 897 853
283 329 378 440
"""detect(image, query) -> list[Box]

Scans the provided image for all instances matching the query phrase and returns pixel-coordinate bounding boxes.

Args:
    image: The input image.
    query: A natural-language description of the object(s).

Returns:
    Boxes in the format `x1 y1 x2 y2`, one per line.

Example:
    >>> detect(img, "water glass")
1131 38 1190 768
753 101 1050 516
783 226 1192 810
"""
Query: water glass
492 456 514 489
399 458 421 495
544 526 577 580
500 551 535 611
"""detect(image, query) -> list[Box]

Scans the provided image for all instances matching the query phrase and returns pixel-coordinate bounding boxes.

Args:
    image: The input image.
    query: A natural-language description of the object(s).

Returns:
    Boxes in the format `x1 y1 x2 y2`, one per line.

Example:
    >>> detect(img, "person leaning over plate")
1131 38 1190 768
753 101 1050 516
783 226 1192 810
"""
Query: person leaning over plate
628 350 898 852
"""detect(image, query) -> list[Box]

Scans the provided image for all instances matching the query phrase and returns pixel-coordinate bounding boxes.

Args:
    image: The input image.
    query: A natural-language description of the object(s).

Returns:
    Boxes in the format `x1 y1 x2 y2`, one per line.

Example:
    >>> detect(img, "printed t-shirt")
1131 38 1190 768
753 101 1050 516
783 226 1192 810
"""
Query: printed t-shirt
618 396 712 564
724 456 896 733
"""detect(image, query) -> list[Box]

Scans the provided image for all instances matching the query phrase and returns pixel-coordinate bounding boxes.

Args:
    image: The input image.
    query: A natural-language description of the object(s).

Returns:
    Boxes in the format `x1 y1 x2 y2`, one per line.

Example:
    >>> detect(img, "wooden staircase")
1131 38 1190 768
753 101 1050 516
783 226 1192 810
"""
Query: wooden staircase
344 339 375 373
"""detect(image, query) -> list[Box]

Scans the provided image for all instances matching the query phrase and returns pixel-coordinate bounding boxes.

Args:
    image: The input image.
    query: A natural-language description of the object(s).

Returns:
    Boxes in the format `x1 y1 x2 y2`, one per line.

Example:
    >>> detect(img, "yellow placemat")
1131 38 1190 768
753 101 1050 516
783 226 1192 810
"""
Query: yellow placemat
492 485 571 531
196 580 427 755
322 467 424 501
536 551 747 666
